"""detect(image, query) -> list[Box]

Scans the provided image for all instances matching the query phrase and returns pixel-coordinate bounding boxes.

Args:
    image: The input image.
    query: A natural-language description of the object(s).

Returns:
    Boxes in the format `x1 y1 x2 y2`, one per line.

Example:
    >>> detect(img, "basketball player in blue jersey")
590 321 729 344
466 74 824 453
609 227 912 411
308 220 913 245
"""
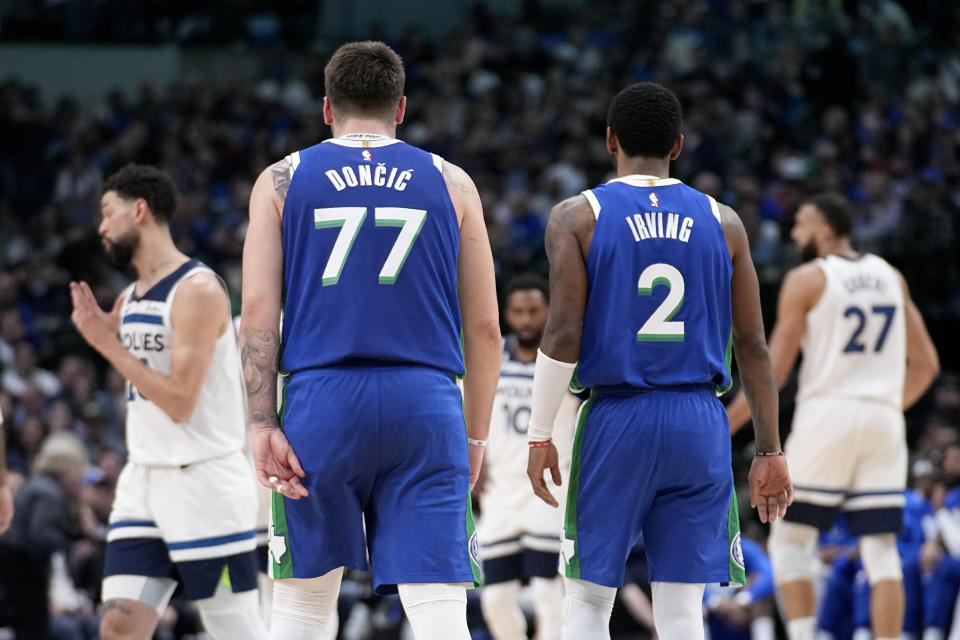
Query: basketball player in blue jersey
725 194 940 640
70 165 267 640
525 82 793 640
239 41 501 640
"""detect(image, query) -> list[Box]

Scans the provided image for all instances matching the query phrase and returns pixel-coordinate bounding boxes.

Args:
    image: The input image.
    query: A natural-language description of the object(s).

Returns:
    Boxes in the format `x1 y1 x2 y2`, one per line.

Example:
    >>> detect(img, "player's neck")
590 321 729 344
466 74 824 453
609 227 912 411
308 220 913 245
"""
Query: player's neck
131 229 188 290
616 157 671 179
820 238 858 260
331 118 397 139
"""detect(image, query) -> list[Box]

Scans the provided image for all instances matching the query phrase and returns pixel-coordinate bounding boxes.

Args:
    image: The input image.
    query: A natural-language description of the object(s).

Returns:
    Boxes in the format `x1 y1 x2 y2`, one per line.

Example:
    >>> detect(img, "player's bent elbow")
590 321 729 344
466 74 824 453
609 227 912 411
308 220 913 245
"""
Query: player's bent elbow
465 317 501 350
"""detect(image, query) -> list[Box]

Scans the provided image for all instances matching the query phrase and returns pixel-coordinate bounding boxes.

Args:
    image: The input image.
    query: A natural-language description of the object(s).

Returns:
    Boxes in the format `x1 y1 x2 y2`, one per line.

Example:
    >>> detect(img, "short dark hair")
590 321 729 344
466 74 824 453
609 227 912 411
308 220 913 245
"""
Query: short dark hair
504 273 549 303
806 192 852 238
325 41 405 118
102 164 177 223
607 82 683 158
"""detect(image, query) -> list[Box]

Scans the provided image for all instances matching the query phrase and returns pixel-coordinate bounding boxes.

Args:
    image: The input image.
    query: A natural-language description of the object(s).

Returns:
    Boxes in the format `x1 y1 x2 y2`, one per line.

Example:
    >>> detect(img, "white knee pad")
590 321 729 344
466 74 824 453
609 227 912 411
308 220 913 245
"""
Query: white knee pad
480 580 526 640
769 519 820 584
561 577 616 640
270 567 343 640
195 583 269 640
651 581 706 640
859 534 902 584
530 576 563 640
398 582 470 640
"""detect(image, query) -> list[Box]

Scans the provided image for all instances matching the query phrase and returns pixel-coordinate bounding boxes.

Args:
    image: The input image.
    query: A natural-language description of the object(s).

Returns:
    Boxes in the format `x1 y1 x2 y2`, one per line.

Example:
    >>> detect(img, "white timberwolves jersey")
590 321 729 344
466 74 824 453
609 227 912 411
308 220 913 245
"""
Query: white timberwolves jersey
797 253 906 408
120 259 246 466
485 339 579 502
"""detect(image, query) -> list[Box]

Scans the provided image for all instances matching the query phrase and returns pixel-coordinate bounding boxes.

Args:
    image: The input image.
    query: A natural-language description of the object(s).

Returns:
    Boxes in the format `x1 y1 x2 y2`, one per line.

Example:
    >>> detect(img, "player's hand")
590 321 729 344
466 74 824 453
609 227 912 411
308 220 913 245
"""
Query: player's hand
252 426 309 500
527 441 561 508
468 444 485 494
0 481 13 534
748 454 793 523
70 281 122 353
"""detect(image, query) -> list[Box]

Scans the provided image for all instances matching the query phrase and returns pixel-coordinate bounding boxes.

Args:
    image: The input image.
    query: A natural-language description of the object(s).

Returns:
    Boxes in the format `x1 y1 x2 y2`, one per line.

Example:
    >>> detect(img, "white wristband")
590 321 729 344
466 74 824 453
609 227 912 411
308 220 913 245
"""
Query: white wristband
528 349 577 442
467 437 487 447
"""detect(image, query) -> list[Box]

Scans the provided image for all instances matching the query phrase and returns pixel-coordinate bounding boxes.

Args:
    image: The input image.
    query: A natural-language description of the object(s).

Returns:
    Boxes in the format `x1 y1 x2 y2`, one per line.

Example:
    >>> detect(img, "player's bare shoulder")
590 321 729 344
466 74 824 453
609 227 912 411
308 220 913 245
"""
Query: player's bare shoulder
440 159 480 226
171 271 229 332
546 194 596 256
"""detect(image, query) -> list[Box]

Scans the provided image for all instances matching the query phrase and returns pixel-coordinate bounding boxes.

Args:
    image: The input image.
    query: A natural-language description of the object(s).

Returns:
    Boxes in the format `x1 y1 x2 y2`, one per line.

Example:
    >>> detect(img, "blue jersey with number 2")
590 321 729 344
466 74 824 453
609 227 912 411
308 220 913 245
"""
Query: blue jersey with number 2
578 176 733 392
279 136 463 376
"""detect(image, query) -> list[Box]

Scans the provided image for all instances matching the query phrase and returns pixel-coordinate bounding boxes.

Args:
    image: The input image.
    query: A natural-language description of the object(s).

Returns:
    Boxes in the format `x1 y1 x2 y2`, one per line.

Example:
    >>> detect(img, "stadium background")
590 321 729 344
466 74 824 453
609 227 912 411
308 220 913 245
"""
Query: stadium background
1 0 958 637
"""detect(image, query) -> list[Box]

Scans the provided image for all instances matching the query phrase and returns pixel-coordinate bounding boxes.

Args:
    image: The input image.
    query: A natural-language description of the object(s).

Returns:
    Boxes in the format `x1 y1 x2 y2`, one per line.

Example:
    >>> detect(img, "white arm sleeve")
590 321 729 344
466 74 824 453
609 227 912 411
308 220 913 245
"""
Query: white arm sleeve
937 508 960 557
528 349 577 442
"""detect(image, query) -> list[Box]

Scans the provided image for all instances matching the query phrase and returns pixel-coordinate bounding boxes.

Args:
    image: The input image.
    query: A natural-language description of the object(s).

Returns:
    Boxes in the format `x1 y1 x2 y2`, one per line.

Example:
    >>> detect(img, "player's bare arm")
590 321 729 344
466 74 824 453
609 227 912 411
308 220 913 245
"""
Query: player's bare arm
241 159 308 500
721 203 792 523
70 274 226 424
898 271 940 409
0 416 11 534
446 159 501 490
527 195 593 508
726 262 824 434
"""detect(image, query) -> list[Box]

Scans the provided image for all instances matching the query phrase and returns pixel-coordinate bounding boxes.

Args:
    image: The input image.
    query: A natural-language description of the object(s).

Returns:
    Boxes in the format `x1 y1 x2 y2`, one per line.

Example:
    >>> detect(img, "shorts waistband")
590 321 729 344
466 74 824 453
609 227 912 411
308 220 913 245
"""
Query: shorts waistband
593 383 714 398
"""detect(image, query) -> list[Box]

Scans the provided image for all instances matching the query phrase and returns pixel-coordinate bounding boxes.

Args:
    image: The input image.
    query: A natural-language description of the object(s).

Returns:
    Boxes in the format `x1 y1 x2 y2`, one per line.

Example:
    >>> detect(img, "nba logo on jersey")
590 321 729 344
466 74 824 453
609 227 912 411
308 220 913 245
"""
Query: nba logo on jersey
469 531 480 567
649 192 659 208
362 149 372 161
730 532 745 570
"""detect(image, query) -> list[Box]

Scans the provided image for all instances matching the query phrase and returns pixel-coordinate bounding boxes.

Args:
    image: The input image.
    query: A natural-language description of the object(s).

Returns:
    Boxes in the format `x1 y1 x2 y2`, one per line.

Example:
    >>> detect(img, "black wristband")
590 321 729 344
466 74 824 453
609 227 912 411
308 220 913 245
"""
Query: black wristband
755 450 784 457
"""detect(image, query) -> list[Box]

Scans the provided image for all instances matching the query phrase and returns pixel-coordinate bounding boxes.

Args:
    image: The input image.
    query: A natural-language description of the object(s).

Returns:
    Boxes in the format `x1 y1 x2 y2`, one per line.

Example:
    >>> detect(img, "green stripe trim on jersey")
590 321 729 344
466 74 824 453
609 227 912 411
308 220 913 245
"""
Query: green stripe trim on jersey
715 329 734 396
563 389 596 579
269 380 295 579
727 488 746 586
466 492 483 587
270 491 295 579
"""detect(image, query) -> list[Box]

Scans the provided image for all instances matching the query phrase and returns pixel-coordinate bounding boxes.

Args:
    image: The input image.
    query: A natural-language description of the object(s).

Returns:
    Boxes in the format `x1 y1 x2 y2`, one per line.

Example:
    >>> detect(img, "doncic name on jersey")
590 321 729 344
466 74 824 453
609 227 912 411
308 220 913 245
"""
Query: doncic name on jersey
323 148 415 193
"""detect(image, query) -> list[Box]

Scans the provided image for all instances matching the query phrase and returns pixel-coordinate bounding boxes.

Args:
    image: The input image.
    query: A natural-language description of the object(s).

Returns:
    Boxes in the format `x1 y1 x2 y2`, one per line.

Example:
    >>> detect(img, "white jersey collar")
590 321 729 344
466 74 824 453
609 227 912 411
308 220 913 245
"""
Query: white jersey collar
324 133 402 148
609 174 681 187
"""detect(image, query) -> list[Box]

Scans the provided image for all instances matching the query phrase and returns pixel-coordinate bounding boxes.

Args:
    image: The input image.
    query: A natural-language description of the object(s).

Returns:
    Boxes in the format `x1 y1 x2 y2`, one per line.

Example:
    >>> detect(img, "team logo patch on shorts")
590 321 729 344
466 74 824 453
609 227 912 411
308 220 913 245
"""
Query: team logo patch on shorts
469 531 480 567
561 537 576 566
730 531 745 570
269 526 288 565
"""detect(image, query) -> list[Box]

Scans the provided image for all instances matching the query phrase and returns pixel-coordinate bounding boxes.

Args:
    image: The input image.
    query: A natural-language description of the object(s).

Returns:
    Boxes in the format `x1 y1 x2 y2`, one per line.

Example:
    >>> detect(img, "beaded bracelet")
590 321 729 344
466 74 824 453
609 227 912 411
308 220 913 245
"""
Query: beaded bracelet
755 450 784 456
529 439 553 448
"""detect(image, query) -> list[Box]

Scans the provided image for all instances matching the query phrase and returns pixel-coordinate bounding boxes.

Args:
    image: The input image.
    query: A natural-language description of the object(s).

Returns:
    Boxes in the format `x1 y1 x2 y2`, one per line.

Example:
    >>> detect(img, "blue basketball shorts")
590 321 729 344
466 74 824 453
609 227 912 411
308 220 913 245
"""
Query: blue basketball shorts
561 385 744 587
268 364 481 594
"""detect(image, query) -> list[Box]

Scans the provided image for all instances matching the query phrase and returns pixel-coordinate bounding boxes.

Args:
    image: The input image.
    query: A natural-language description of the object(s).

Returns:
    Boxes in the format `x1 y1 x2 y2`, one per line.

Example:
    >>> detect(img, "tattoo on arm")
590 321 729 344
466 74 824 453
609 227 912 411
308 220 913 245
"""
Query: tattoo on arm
442 163 473 195
271 157 293 203
240 326 280 429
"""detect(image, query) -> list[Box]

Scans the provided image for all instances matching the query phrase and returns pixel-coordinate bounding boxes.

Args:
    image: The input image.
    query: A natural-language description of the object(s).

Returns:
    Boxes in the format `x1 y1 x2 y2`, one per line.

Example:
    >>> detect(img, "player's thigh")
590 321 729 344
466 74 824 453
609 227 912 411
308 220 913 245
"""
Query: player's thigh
563 393 661 588
366 367 476 593
783 398 860 528
642 391 739 584
272 368 378 578
844 402 906 535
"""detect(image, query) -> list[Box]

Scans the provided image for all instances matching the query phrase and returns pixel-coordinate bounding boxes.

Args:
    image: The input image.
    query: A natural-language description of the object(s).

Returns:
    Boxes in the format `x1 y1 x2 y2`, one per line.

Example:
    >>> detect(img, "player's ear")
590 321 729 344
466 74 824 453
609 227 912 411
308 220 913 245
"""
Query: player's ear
395 96 407 125
668 134 684 161
323 97 334 126
606 127 618 156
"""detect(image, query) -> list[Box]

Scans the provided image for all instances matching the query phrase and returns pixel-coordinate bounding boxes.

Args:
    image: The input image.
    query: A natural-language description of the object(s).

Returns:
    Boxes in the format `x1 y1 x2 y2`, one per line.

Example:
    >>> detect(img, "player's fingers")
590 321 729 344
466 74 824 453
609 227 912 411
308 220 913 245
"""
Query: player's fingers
766 495 779 523
530 475 558 508
777 490 790 520
549 463 562 487
785 483 795 505
255 467 276 491
756 497 768 523
284 474 309 498
285 448 306 478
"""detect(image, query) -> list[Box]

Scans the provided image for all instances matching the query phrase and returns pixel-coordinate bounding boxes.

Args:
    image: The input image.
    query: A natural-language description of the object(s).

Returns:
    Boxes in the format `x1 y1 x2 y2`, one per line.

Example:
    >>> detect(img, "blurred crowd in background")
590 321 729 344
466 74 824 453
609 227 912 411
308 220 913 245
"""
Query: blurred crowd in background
1 0 960 637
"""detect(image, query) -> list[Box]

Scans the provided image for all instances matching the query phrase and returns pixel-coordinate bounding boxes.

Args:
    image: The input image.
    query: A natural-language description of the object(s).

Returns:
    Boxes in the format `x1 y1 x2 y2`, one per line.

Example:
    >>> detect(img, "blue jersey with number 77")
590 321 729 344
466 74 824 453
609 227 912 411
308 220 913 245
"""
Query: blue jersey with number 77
577 175 733 392
279 135 464 377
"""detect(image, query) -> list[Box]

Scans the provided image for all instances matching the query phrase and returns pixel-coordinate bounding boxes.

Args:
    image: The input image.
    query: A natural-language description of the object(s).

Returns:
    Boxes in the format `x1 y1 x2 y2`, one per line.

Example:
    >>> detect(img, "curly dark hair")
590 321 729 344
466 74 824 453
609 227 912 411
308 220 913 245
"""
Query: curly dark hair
607 82 683 159
503 272 549 302
805 192 853 238
325 41 405 118
102 164 178 223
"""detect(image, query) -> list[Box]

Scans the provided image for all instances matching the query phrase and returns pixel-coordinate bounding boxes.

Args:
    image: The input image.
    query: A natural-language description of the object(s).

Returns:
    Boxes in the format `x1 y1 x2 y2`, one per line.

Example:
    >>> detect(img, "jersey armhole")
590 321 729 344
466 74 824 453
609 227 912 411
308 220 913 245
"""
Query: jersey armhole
706 195 722 224
430 153 444 173
581 190 601 219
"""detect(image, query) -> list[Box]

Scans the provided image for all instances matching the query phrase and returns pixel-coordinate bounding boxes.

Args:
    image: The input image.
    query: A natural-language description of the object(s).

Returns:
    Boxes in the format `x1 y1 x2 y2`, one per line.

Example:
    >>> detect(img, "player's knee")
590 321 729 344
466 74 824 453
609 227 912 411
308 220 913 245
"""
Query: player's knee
859 534 902 584
99 604 146 640
768 519 819 583
273 571 342 625
480 580 520 614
